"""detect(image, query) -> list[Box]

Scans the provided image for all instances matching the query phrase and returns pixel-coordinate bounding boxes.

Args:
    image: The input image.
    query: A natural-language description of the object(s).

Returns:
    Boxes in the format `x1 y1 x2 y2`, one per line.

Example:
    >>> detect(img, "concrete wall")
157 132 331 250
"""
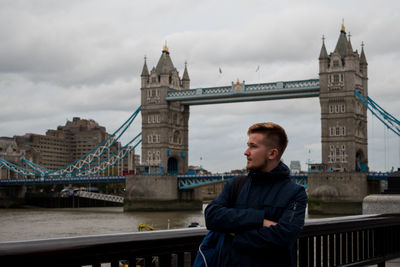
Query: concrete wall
308 172 368 202
191 181 226 201
306 172 383 215
0 186 27 208
363 194 400 214
124 174 202 211
125 174 178 200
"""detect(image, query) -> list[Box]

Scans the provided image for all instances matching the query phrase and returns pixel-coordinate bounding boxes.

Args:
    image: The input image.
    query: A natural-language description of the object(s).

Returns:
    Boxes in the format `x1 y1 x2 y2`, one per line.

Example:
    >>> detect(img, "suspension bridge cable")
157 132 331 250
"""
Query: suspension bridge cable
354 90 399 137
21 157 52 177
74 134 142 176
73 132 141 175
9 106 142 178
0 158 38 177
44 106 141 177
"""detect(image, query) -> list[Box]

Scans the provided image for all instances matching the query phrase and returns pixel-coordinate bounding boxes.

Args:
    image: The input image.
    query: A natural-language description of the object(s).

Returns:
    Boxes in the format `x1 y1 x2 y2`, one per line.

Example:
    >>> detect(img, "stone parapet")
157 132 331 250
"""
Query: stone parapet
124 174 202 211
363 194 400 214
125 174 178 201
308 172 368 202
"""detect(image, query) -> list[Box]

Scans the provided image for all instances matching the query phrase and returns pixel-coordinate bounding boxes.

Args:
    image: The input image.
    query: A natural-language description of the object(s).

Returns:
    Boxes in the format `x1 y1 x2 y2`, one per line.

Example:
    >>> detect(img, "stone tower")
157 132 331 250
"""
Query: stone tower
140 44 190 175
319 23 368 172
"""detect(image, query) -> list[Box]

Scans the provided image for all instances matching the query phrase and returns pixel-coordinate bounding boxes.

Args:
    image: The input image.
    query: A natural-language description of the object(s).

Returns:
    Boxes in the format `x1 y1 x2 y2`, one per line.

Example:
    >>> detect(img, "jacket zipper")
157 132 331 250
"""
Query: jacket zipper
290 202 297 222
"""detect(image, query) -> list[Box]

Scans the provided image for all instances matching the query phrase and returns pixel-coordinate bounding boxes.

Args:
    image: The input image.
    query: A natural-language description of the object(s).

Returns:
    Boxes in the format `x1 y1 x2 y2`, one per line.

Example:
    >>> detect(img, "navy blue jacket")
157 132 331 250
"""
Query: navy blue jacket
204 162 307 267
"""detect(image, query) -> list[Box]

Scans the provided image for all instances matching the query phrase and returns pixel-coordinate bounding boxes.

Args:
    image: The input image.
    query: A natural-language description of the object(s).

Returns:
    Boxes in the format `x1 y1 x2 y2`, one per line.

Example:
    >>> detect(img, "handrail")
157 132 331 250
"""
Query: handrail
0 214 399 267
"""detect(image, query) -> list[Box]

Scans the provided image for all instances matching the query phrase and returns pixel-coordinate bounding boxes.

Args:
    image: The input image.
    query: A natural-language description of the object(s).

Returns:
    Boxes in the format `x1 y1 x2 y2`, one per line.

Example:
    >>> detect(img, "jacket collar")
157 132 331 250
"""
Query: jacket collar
248 161 290 181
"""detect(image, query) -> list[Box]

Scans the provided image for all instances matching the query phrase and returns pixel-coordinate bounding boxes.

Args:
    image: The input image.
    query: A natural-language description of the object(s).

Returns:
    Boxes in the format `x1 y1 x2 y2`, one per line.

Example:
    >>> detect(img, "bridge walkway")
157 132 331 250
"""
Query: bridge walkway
75 191 124 204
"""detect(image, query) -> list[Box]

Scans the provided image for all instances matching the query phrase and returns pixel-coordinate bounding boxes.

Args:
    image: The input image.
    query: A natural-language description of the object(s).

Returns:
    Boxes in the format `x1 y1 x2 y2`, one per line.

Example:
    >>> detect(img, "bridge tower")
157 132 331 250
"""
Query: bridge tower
140 44 190 175
319 23 368 172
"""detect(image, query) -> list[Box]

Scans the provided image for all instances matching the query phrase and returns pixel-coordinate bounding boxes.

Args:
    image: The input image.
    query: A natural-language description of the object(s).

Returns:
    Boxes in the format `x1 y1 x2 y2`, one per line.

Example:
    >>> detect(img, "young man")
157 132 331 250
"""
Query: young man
205 122 307 267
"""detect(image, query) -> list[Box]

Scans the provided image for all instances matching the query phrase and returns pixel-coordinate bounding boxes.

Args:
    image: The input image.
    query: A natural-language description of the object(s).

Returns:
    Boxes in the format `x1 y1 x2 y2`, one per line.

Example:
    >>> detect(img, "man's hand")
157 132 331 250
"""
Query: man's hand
263 219 277 227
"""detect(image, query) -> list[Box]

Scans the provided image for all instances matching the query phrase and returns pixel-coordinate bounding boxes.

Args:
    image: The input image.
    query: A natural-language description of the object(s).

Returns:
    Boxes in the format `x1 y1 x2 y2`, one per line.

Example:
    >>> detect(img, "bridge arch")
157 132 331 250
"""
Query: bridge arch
356 149 367 172
167 157 178 174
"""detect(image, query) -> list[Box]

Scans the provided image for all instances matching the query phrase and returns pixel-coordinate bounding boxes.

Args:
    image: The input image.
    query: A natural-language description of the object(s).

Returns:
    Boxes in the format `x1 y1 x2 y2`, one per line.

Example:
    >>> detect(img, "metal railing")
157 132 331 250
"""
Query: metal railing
0 214 399 267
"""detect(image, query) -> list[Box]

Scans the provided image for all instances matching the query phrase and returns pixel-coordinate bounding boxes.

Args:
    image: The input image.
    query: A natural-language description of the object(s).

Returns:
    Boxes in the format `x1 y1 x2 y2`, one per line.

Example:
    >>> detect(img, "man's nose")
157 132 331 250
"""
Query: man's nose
244 148 250 156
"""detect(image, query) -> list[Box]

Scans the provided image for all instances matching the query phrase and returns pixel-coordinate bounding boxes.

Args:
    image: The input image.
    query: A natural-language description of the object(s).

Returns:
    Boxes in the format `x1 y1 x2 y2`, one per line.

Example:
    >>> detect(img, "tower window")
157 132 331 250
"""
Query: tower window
333 74 339 83
333 60 339 67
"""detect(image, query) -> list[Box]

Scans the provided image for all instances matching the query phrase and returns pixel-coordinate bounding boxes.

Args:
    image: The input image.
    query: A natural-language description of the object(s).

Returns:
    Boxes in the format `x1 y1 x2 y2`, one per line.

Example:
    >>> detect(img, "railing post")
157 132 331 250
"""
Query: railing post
308 236 314 267
315 236 321 267
322 234 328 267
299 237 309 267
328 234 334 267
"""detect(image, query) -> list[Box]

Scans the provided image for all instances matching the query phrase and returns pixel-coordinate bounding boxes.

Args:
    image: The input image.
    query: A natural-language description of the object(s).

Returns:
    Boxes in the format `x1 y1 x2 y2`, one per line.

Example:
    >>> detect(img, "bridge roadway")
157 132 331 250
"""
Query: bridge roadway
0 172 389 188
166 78 320 105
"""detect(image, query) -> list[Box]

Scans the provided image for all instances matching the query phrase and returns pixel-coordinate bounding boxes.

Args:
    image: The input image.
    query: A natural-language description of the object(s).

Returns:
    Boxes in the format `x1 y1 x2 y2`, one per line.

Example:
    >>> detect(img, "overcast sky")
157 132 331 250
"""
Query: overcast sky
1 0 399 173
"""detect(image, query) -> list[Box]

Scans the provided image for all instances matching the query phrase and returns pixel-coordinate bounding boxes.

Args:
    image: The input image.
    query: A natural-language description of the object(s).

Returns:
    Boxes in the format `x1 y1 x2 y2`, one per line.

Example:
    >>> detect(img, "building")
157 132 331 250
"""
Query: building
14 117 135 174
0 137 27 178
140 44 190 174
290 160 301 173
319 23 368 172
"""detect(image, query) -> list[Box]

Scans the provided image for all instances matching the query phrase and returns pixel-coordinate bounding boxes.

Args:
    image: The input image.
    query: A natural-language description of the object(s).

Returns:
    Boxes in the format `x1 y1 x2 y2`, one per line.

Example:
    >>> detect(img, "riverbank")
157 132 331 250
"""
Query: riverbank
0 193 123 209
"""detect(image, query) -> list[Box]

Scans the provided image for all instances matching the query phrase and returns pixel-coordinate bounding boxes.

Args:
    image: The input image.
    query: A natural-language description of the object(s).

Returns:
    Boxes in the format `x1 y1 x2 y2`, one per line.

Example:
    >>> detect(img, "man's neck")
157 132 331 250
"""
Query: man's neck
262 160 280 173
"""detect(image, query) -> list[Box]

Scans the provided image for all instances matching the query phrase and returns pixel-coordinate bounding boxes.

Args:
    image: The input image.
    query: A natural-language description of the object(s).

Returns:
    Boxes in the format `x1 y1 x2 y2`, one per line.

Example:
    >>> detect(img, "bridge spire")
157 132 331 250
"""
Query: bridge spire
182 61 190 89
162 41 169 54
341 18 346 33
335 20 350 59
319 35 328 60
360 42 368 65
141 56 149 77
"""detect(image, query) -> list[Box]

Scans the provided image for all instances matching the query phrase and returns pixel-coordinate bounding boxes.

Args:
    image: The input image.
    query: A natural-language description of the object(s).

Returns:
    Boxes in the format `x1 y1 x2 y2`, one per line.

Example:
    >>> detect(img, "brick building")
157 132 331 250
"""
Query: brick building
14 117 134 173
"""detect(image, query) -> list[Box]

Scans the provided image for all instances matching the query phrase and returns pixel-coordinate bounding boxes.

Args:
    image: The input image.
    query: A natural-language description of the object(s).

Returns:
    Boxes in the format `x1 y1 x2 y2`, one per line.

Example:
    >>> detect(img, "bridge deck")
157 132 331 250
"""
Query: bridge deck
0 172 389 188
166 79 320 105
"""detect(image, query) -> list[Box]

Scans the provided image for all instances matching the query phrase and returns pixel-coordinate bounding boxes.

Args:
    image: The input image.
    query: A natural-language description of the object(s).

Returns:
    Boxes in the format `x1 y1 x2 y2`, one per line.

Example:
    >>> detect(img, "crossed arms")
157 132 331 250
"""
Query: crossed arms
204 181 307 250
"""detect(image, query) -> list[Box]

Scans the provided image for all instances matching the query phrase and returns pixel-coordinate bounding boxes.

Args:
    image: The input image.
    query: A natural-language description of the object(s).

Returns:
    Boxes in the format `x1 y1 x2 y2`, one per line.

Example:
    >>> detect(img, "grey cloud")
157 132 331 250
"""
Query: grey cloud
0 0 399 173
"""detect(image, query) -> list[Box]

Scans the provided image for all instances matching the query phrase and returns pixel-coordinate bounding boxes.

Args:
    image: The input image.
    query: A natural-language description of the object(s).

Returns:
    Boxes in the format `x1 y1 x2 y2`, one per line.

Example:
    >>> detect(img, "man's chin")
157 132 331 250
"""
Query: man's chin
247 165 255 171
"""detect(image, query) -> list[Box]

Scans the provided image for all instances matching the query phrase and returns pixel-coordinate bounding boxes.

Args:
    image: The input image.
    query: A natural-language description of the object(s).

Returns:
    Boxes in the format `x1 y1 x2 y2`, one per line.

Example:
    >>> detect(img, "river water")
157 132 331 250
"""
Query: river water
0 205 327 243
0 207 205 242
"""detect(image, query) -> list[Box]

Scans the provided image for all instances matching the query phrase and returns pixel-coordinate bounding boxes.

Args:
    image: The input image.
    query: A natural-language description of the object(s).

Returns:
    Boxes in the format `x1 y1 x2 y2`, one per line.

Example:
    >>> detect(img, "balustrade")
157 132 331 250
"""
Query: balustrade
1 213 399 267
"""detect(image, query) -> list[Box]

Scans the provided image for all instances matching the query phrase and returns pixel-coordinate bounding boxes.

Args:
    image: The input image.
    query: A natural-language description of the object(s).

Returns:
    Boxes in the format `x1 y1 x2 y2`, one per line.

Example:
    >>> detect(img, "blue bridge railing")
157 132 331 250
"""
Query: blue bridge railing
166 78 320 105
177 173 308 190
0 172 390 188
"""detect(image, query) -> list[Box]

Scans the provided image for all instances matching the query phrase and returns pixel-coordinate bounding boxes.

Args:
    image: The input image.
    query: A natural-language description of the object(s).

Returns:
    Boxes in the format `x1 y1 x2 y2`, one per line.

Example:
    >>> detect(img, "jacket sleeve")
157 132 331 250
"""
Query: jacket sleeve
205 180 264 233
232 188 307 249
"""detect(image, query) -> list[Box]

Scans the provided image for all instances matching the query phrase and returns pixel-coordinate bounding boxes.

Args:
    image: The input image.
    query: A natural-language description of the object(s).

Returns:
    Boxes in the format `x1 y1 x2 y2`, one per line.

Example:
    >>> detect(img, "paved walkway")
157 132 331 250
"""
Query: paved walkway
366 258 400 267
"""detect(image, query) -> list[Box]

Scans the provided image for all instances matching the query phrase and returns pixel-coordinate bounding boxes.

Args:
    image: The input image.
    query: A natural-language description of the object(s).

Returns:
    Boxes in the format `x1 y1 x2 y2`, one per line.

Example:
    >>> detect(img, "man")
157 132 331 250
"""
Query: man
204 122 307 267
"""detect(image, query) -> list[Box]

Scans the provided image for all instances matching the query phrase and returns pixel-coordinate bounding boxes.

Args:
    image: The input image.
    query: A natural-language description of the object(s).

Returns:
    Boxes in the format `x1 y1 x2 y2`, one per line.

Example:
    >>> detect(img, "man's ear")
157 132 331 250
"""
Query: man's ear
267 148 279 160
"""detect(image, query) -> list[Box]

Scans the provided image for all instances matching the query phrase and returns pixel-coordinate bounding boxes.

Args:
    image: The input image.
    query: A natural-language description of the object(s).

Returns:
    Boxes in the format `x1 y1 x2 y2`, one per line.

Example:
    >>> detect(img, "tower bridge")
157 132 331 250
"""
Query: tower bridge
128 23 394 212
139 23 369 177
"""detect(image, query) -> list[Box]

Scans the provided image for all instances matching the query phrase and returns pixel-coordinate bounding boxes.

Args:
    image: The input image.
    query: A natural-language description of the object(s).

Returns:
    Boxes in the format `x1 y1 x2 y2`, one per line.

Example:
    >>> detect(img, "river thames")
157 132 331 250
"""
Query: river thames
0 205 328 243
0 207 206 242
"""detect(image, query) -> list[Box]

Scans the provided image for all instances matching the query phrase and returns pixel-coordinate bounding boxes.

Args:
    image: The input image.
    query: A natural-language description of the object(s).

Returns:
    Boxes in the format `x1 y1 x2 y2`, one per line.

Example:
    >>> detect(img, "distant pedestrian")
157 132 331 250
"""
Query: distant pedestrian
204 122 307 266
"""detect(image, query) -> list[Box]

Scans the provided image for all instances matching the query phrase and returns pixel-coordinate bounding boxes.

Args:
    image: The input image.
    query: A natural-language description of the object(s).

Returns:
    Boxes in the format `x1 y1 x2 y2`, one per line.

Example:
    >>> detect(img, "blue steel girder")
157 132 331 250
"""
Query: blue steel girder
166 79 320 105
367 172 389 180
178 174 241 190
178 173 308 190
0 176 126 186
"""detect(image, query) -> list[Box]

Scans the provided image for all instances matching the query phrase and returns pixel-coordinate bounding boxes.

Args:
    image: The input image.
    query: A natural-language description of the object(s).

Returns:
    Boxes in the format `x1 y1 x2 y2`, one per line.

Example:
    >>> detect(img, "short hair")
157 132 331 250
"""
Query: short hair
247 122 288 159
